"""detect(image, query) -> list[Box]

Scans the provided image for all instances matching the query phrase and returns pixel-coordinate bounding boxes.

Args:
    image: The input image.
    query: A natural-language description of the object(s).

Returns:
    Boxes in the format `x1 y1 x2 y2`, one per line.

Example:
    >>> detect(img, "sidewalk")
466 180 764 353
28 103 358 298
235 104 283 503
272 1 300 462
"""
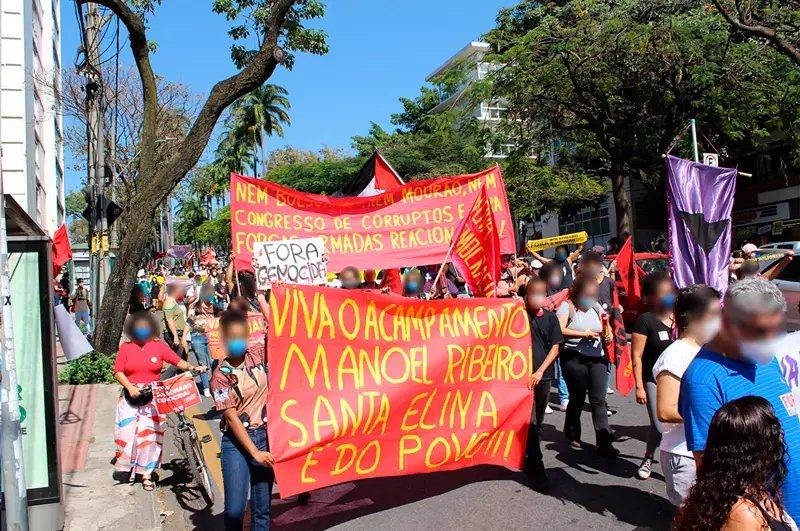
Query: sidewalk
59 384 161 531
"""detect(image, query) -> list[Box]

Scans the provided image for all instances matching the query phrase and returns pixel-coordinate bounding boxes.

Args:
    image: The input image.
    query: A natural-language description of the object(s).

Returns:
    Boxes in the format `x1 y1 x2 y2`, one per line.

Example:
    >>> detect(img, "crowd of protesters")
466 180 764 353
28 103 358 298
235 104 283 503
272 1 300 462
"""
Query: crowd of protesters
102 238 800 531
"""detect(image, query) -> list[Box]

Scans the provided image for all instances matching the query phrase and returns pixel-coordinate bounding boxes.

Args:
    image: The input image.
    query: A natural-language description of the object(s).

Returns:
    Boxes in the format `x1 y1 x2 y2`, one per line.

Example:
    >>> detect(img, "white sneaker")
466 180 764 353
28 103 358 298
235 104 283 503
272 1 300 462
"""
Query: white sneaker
203 388 211 398
555 399 569 411
607 387 615 395
544 405 554 414
637 457 653 479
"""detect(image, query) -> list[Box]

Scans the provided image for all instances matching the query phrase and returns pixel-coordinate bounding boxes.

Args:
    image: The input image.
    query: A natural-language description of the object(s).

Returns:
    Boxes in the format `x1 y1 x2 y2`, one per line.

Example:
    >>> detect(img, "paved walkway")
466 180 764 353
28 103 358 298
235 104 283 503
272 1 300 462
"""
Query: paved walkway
60 384 161 531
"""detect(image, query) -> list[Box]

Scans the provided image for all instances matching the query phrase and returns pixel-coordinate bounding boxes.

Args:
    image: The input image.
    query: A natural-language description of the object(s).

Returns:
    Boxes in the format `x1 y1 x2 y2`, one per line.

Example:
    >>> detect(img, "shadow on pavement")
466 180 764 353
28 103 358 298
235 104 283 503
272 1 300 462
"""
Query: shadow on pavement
270 465 522 530
546 467 674 530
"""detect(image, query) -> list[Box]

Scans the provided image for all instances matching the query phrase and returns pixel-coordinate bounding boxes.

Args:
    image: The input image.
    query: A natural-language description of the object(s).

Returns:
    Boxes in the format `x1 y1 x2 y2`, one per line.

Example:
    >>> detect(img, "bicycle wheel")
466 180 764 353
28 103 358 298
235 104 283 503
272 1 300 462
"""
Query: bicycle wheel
180 425 214 506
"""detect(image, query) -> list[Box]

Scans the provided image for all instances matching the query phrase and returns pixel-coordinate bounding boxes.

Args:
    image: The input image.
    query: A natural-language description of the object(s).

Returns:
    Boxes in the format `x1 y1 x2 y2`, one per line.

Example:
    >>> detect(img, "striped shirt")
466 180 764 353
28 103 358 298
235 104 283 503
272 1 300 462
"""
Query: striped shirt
679 347 800 521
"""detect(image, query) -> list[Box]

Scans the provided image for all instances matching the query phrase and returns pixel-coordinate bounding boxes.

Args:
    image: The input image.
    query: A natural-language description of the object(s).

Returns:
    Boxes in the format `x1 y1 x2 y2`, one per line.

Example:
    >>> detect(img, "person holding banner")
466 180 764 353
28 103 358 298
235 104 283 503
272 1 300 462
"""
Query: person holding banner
113 312 207 491
531 243 583 290
556 275 618 457
210 311 274 531
524 277 564 490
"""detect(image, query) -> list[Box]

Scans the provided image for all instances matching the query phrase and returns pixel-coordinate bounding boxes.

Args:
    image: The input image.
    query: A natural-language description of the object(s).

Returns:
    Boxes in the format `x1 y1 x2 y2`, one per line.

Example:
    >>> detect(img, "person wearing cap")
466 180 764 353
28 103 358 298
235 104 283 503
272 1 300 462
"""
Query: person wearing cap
137 269 152 307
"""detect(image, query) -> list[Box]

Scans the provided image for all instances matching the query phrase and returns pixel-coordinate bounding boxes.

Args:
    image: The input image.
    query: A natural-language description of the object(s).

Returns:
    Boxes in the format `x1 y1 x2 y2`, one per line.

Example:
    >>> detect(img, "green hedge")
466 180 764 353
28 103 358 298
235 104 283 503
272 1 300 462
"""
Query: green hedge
59 351 117 385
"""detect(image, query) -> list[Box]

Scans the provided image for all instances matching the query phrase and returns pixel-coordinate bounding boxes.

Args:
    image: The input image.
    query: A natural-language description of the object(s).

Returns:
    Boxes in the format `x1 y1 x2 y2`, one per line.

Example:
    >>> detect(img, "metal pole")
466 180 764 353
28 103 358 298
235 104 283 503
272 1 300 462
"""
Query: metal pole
0 148 30 530
690 118 700 163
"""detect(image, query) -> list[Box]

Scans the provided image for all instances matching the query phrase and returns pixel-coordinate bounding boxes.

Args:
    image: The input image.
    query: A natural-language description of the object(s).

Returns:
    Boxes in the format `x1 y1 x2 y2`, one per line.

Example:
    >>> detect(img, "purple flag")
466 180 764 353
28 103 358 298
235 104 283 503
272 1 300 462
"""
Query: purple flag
666 155 737 293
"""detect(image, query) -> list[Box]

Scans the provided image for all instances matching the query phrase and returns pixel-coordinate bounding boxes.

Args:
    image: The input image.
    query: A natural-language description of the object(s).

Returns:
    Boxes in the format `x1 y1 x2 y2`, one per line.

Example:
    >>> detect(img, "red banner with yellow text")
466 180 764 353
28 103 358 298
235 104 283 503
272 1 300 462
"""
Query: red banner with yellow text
266 284 533 497
230 166 515 273
450 186 501 297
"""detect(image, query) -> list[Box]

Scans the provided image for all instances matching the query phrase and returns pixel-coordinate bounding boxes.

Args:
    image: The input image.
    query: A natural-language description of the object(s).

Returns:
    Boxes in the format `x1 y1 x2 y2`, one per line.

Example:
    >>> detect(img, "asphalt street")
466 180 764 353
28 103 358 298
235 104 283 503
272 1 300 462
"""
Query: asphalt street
159 368 675 531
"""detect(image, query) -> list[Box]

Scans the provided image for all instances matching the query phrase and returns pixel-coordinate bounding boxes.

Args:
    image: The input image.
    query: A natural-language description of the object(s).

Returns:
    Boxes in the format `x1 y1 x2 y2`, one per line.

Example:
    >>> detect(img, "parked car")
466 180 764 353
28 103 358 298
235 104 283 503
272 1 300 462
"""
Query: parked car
761 254 800 332
759 241 800 253
605 252 670 329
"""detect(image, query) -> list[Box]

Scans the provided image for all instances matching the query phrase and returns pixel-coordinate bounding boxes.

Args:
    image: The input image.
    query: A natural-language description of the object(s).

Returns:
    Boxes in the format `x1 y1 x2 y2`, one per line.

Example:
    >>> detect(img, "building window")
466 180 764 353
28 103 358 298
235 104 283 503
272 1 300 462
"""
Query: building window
36 184 45 225
559 207 611 241
53 42 60 70
480 102 506 121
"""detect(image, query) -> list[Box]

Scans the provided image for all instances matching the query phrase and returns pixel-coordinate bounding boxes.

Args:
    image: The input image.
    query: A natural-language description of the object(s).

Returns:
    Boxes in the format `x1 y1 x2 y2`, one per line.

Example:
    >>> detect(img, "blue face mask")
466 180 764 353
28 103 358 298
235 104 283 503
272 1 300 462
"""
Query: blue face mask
405 281 420 293
659 293 676 309
202 294 214 303
556 251 568 262
133 326 151 341
579 297 596 310
226 338 247 358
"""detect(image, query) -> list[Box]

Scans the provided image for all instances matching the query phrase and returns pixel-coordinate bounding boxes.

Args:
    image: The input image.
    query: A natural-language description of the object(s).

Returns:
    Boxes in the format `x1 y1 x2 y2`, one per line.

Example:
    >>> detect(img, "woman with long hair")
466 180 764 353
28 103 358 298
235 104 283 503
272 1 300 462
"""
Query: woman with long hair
652 284 721 506
556 274 617 457
113 312 207 491
675 396 797 531
631 271 676 479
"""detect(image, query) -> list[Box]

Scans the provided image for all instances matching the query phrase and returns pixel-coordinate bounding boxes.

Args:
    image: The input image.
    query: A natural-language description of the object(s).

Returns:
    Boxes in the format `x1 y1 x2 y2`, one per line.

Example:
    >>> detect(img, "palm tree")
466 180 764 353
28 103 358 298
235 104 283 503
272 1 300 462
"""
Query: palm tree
230 84 291 175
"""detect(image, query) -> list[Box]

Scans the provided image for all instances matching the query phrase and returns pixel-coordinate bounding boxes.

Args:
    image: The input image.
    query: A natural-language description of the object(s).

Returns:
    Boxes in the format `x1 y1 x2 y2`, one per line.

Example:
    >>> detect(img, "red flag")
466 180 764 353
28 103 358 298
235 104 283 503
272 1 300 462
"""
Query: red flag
611 285 635 396
51 224 72 277
450 186 501 297
373 151 403 191
615 236 640 308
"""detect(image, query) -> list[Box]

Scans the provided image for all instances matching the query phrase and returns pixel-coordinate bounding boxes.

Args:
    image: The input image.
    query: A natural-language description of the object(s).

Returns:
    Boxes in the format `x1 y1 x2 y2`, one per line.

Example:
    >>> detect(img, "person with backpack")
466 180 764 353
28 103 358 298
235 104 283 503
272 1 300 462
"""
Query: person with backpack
556 274 618 457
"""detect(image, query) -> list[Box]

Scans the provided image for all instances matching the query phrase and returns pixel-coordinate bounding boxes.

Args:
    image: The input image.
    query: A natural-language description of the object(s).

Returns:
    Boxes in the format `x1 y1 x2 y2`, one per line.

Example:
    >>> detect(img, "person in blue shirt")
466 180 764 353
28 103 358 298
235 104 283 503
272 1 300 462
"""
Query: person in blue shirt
679 277 800 522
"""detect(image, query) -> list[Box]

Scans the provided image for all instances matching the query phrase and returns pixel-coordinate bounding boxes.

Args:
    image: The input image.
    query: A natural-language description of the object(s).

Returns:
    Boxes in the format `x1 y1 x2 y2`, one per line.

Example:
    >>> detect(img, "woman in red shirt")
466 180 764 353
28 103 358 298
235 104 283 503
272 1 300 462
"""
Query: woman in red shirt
113 311 206 491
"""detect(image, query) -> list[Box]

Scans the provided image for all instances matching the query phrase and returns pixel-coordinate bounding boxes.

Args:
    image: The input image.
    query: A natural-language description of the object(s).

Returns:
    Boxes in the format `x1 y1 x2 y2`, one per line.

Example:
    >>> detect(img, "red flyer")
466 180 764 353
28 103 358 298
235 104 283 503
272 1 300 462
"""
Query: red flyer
152 373 202 415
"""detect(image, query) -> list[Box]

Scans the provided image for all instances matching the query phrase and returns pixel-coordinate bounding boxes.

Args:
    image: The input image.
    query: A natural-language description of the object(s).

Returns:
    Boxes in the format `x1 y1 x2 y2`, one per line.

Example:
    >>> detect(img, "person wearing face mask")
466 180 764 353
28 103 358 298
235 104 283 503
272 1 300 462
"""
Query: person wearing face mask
651 284 721 506
113 312 206 491
679 277 800 523
531 243 583 290
556 274 618 457
524 277 564 491
403 269 424 298
631 271 676 479
210 311 274 530
188 285 220 397
338 266 362 290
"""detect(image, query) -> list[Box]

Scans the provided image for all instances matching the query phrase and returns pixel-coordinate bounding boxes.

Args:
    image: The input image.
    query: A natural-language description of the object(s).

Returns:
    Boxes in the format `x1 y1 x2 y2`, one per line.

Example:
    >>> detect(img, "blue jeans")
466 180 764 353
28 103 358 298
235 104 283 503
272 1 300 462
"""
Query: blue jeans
554 359 569 402
74 310 91 333
191 334 212 391
221 428 274 531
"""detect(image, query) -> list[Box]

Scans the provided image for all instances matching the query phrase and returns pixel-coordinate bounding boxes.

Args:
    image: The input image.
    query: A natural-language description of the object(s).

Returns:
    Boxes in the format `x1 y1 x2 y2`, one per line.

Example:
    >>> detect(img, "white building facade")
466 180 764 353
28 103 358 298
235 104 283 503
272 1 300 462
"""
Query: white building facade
427 41 629 252
1 0 65 234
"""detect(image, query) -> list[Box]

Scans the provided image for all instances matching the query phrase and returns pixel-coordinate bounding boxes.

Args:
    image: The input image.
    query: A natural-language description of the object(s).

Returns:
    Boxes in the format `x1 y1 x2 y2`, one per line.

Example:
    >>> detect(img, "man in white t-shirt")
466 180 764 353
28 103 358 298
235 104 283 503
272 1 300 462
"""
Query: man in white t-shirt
652 284 722 506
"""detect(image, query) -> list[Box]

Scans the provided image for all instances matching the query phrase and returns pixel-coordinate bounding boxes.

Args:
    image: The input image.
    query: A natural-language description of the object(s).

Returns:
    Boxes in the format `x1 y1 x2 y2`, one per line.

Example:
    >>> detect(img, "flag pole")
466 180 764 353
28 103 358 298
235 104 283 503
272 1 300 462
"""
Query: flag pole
690 119 700 163
429 244 456 299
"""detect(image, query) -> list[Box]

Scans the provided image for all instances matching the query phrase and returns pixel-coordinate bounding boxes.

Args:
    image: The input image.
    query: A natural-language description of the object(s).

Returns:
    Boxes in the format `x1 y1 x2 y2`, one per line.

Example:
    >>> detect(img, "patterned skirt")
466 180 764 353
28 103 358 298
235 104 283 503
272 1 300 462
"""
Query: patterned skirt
113 392 165 476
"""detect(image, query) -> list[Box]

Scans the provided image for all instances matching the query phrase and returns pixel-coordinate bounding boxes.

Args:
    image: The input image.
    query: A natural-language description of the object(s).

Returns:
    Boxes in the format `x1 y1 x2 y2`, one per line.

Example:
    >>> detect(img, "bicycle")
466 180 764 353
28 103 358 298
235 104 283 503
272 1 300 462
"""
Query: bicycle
146 369 216 506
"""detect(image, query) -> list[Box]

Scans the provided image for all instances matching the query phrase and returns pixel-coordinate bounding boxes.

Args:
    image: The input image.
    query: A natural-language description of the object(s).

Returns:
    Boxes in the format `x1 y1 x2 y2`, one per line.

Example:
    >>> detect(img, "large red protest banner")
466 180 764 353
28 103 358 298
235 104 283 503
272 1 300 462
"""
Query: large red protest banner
266 284 533 498
230 166 515 272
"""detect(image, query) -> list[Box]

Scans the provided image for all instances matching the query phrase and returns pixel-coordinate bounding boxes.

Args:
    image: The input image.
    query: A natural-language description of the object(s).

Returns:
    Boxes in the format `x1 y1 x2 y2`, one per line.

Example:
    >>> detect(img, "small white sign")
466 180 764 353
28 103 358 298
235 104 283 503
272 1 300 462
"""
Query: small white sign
254 237 327 290
703 153 719 166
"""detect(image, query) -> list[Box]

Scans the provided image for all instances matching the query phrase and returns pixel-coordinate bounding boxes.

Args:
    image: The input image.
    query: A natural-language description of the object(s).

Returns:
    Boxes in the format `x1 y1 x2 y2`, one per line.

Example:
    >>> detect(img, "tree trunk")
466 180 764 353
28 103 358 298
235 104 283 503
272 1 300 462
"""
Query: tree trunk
92 202 158 353
610 161 632 240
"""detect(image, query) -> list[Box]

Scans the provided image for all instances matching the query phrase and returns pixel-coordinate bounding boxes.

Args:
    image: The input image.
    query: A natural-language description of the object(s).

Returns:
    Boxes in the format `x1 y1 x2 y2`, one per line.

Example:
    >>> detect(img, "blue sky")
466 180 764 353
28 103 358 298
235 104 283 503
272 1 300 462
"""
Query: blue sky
62 0 511 191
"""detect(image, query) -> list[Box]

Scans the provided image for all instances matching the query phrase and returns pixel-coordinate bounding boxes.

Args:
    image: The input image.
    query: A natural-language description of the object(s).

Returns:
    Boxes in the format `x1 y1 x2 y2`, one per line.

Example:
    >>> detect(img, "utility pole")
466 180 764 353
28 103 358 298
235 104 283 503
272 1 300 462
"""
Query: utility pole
0 149 30 530
82 4 109 315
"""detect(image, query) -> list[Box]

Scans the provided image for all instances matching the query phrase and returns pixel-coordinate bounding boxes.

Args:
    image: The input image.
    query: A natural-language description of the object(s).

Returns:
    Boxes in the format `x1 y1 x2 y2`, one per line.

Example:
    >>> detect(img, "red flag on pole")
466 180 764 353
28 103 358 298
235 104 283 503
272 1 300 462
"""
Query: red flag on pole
449 186 501 297
611 285 635 396
615 236 640 308
52 224 72 277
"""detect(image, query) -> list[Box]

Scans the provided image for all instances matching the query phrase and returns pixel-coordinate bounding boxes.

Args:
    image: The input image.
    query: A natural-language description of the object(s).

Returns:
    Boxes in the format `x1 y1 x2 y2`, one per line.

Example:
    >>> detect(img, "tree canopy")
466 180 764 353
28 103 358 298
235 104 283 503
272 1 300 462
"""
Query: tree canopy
483 0 800 235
